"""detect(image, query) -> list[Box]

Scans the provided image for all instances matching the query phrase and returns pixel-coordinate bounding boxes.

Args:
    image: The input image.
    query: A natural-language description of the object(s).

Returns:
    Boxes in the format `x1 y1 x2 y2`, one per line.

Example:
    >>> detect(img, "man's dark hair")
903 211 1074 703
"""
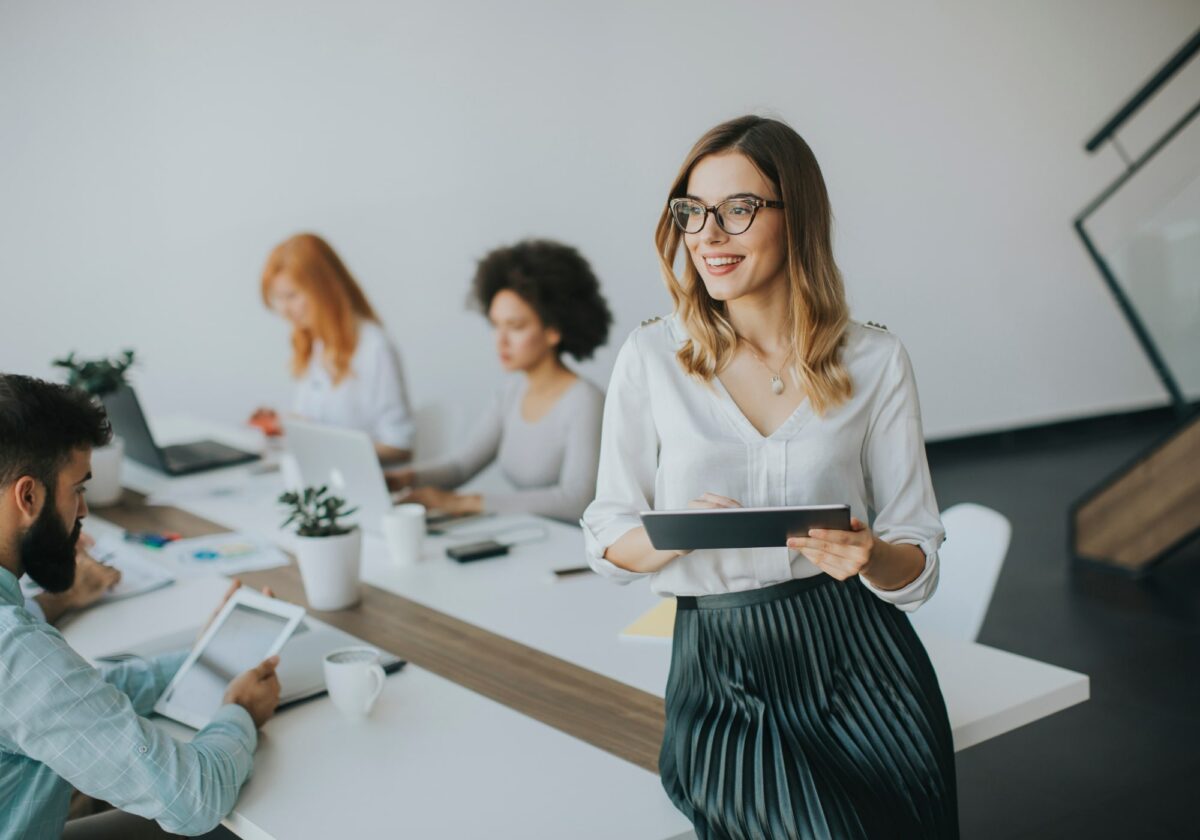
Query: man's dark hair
0 374 112 491
470 239 613 361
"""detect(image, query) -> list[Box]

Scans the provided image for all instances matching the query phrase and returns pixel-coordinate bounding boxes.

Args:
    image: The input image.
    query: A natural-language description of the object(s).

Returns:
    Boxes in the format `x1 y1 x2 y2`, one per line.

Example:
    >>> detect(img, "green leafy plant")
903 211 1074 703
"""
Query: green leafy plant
53 349 136 397
278 486 357 537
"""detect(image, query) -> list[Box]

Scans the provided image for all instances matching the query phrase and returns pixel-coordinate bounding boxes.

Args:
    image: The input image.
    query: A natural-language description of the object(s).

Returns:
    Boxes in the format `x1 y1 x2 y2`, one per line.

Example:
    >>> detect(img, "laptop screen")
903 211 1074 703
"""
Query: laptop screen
101 386 165 470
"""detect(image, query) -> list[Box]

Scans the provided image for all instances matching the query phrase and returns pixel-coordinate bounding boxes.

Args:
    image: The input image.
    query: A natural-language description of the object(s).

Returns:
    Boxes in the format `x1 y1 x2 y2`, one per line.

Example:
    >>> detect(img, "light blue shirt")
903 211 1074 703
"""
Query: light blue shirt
0 566 257 839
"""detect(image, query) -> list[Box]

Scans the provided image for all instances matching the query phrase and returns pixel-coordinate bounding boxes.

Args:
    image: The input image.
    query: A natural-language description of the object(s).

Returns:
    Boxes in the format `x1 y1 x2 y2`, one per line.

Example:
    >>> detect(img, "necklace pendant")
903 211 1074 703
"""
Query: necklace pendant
770 375 785 395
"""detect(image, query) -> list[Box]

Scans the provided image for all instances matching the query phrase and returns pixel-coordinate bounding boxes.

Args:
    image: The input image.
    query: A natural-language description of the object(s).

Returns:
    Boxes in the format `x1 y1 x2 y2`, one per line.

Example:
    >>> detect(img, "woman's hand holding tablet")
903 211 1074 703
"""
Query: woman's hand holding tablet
787 517 878 581
640 502 852 552
791 518 929 591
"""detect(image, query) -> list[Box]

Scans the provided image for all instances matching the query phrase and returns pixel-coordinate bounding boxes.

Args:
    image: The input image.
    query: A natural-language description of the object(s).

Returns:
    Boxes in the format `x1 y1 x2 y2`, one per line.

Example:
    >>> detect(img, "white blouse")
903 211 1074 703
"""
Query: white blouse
581 314 943 611
292 320 415 451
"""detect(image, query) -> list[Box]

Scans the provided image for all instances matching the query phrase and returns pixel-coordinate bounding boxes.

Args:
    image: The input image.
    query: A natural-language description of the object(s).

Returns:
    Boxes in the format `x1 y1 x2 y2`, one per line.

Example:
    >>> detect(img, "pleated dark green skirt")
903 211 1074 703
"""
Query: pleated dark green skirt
660 575 958 840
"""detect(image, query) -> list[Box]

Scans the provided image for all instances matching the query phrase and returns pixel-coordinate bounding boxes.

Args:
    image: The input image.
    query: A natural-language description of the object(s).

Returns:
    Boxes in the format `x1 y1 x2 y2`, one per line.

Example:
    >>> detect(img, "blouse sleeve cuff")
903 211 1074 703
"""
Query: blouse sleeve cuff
859 539 940 613
411 461 459 489
376 422 415 451
581 518 648 583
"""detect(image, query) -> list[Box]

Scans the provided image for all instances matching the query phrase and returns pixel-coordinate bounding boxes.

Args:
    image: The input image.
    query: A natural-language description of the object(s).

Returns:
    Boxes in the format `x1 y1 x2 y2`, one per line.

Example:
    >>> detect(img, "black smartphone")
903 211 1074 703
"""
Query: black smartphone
446 540 510 563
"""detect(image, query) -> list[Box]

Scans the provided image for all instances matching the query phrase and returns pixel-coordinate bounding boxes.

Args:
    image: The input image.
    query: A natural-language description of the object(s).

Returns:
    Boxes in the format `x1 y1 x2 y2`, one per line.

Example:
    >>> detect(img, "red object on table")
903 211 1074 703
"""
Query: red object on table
248 409 283 437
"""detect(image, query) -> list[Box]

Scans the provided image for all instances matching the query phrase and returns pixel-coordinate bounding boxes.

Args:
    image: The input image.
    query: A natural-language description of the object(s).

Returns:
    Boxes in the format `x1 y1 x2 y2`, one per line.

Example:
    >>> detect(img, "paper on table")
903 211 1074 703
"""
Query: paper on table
620 598 676 642
166 533 290 576
93 539 176 601
144 465 279 507
21 537 175 604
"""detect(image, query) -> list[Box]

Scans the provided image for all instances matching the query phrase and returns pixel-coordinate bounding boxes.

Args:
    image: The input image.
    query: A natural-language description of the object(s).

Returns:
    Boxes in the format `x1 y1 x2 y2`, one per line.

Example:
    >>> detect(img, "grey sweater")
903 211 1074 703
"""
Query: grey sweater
412 377 605 524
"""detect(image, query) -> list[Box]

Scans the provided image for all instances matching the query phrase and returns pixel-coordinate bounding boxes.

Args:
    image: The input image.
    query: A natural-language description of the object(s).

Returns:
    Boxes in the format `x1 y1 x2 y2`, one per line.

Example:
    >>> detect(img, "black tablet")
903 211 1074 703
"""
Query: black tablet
640 504 852 551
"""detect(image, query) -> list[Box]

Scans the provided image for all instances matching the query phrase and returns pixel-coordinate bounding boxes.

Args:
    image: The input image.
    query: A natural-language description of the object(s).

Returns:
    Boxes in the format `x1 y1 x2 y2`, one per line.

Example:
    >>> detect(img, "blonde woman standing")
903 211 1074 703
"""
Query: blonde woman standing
582 116 957 839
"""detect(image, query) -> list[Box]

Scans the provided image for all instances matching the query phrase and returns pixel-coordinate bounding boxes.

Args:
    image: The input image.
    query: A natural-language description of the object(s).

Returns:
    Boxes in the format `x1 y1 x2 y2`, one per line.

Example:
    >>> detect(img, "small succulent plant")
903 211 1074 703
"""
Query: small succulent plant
278 485 357 537
53 349 136 397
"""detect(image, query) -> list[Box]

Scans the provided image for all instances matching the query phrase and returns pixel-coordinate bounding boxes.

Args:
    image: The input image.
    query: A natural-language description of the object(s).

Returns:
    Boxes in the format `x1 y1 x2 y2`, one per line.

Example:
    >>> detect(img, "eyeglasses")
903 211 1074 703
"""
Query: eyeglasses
668 196 785 235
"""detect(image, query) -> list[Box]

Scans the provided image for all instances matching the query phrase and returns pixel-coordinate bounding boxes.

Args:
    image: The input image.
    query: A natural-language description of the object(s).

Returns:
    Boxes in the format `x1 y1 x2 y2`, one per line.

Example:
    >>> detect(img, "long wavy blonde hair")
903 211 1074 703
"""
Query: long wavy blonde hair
654 116 852 415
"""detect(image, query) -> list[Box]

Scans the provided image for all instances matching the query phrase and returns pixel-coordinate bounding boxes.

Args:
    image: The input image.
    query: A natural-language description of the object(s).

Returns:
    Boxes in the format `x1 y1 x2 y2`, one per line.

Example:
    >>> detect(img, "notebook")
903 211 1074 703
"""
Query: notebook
21 537 175 605
620 599 677 641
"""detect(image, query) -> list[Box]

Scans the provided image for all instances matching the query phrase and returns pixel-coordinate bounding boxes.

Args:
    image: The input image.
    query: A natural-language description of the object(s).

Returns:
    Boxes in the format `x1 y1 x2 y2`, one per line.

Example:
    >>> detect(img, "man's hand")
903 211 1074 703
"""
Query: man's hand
35 545 121 624
222 656 282 729
67 549 122 608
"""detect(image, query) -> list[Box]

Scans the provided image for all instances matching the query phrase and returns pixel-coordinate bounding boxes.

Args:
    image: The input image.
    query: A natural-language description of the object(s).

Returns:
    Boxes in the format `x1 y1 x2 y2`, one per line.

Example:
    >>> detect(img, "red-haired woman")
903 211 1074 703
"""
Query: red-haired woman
253 233 414 463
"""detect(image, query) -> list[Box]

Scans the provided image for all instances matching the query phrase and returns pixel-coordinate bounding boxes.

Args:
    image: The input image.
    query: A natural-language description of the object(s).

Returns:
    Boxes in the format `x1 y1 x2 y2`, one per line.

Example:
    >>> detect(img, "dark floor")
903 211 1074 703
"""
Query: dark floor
925 411 1200 840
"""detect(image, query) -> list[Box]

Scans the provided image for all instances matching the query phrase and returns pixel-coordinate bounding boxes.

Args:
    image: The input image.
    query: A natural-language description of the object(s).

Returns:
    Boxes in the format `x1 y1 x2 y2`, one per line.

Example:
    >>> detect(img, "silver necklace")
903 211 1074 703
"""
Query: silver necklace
741 339 788 396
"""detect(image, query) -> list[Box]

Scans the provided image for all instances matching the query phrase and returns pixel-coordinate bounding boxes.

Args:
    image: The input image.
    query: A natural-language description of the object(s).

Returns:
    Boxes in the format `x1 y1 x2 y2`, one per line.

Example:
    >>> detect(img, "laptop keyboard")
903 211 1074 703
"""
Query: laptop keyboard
163 441 252 471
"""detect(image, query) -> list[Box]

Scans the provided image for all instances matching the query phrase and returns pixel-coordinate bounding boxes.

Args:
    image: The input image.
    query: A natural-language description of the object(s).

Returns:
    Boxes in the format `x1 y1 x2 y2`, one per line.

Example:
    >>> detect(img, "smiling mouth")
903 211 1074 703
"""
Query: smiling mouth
704 256 744 267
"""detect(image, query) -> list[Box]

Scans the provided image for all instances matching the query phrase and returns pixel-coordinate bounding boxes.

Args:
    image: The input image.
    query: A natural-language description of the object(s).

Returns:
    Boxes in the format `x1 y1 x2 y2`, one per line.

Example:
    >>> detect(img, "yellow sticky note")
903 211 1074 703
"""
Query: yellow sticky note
621 598 677 640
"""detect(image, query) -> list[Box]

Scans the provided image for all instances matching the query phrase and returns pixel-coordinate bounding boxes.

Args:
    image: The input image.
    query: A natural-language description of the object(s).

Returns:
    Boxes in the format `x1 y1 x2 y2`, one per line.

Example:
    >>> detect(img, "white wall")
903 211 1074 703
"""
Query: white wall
2 0 1197 445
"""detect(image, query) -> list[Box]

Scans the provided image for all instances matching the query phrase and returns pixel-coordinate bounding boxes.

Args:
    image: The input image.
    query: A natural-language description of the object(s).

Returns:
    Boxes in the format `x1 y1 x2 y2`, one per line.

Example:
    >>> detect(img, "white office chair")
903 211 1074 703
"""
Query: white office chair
908 502 1011 643
411 403 450 462
411 401 507 492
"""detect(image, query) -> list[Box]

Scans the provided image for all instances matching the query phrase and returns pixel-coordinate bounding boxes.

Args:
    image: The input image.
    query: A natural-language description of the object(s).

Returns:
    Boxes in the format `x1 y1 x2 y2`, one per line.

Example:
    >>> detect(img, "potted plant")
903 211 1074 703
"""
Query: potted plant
279 486 361 610
53 349 136 506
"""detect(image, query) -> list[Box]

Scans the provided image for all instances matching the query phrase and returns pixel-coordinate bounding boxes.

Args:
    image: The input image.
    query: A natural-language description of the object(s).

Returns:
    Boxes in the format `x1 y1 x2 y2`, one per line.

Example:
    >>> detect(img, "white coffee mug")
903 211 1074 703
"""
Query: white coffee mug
323 646 386 719
382 503 425 565
278 452 304 493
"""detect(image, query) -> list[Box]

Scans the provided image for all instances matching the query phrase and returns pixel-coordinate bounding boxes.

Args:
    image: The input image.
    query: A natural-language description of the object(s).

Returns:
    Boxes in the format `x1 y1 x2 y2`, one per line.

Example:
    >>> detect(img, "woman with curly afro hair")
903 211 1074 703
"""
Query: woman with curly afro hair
387 239 612 524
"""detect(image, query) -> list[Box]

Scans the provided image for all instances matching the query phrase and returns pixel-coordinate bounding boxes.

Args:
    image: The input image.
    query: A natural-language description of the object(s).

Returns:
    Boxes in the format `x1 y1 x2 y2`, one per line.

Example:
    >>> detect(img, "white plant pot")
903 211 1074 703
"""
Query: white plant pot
88 436 125 507
294 529 362 611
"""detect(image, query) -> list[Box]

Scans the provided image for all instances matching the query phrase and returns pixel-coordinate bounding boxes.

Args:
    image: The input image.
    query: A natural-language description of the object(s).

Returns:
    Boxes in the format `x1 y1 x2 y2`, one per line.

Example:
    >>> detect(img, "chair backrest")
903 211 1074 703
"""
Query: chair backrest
411 403 450 463
908 503 1011 643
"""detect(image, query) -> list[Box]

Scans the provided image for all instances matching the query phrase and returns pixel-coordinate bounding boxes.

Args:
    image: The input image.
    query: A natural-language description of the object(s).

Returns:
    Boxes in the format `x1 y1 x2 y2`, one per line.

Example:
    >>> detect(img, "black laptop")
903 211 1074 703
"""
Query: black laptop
102 386 259 476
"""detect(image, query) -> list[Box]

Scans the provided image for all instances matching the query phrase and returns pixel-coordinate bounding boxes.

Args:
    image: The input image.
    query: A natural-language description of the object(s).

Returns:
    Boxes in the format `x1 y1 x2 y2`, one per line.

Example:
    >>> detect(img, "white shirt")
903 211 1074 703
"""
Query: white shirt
412 377 604 524
292 320 415 451
581 314 943 611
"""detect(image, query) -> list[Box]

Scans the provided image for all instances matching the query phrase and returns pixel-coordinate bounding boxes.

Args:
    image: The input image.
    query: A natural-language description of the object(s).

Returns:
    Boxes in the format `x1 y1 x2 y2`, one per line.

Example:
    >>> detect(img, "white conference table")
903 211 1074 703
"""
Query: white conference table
62 574 692 840
84 416 1090 838
124 417 1091 753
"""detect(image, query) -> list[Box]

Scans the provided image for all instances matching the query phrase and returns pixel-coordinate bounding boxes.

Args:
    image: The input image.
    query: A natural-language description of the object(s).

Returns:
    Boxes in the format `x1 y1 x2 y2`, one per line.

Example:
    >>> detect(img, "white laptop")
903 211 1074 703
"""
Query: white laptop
283 419 487 536
284 419 396 534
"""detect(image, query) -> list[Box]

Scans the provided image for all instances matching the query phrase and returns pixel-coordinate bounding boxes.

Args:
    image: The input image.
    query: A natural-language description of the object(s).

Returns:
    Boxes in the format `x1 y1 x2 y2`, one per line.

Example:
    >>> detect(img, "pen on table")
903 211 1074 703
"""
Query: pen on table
93 549 117 566
551 565 593 579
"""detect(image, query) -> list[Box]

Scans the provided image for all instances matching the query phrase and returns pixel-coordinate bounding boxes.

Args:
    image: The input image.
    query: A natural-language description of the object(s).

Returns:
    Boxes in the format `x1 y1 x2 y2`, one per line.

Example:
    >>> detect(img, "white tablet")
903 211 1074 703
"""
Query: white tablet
640 504 852 551
154 588 305 730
